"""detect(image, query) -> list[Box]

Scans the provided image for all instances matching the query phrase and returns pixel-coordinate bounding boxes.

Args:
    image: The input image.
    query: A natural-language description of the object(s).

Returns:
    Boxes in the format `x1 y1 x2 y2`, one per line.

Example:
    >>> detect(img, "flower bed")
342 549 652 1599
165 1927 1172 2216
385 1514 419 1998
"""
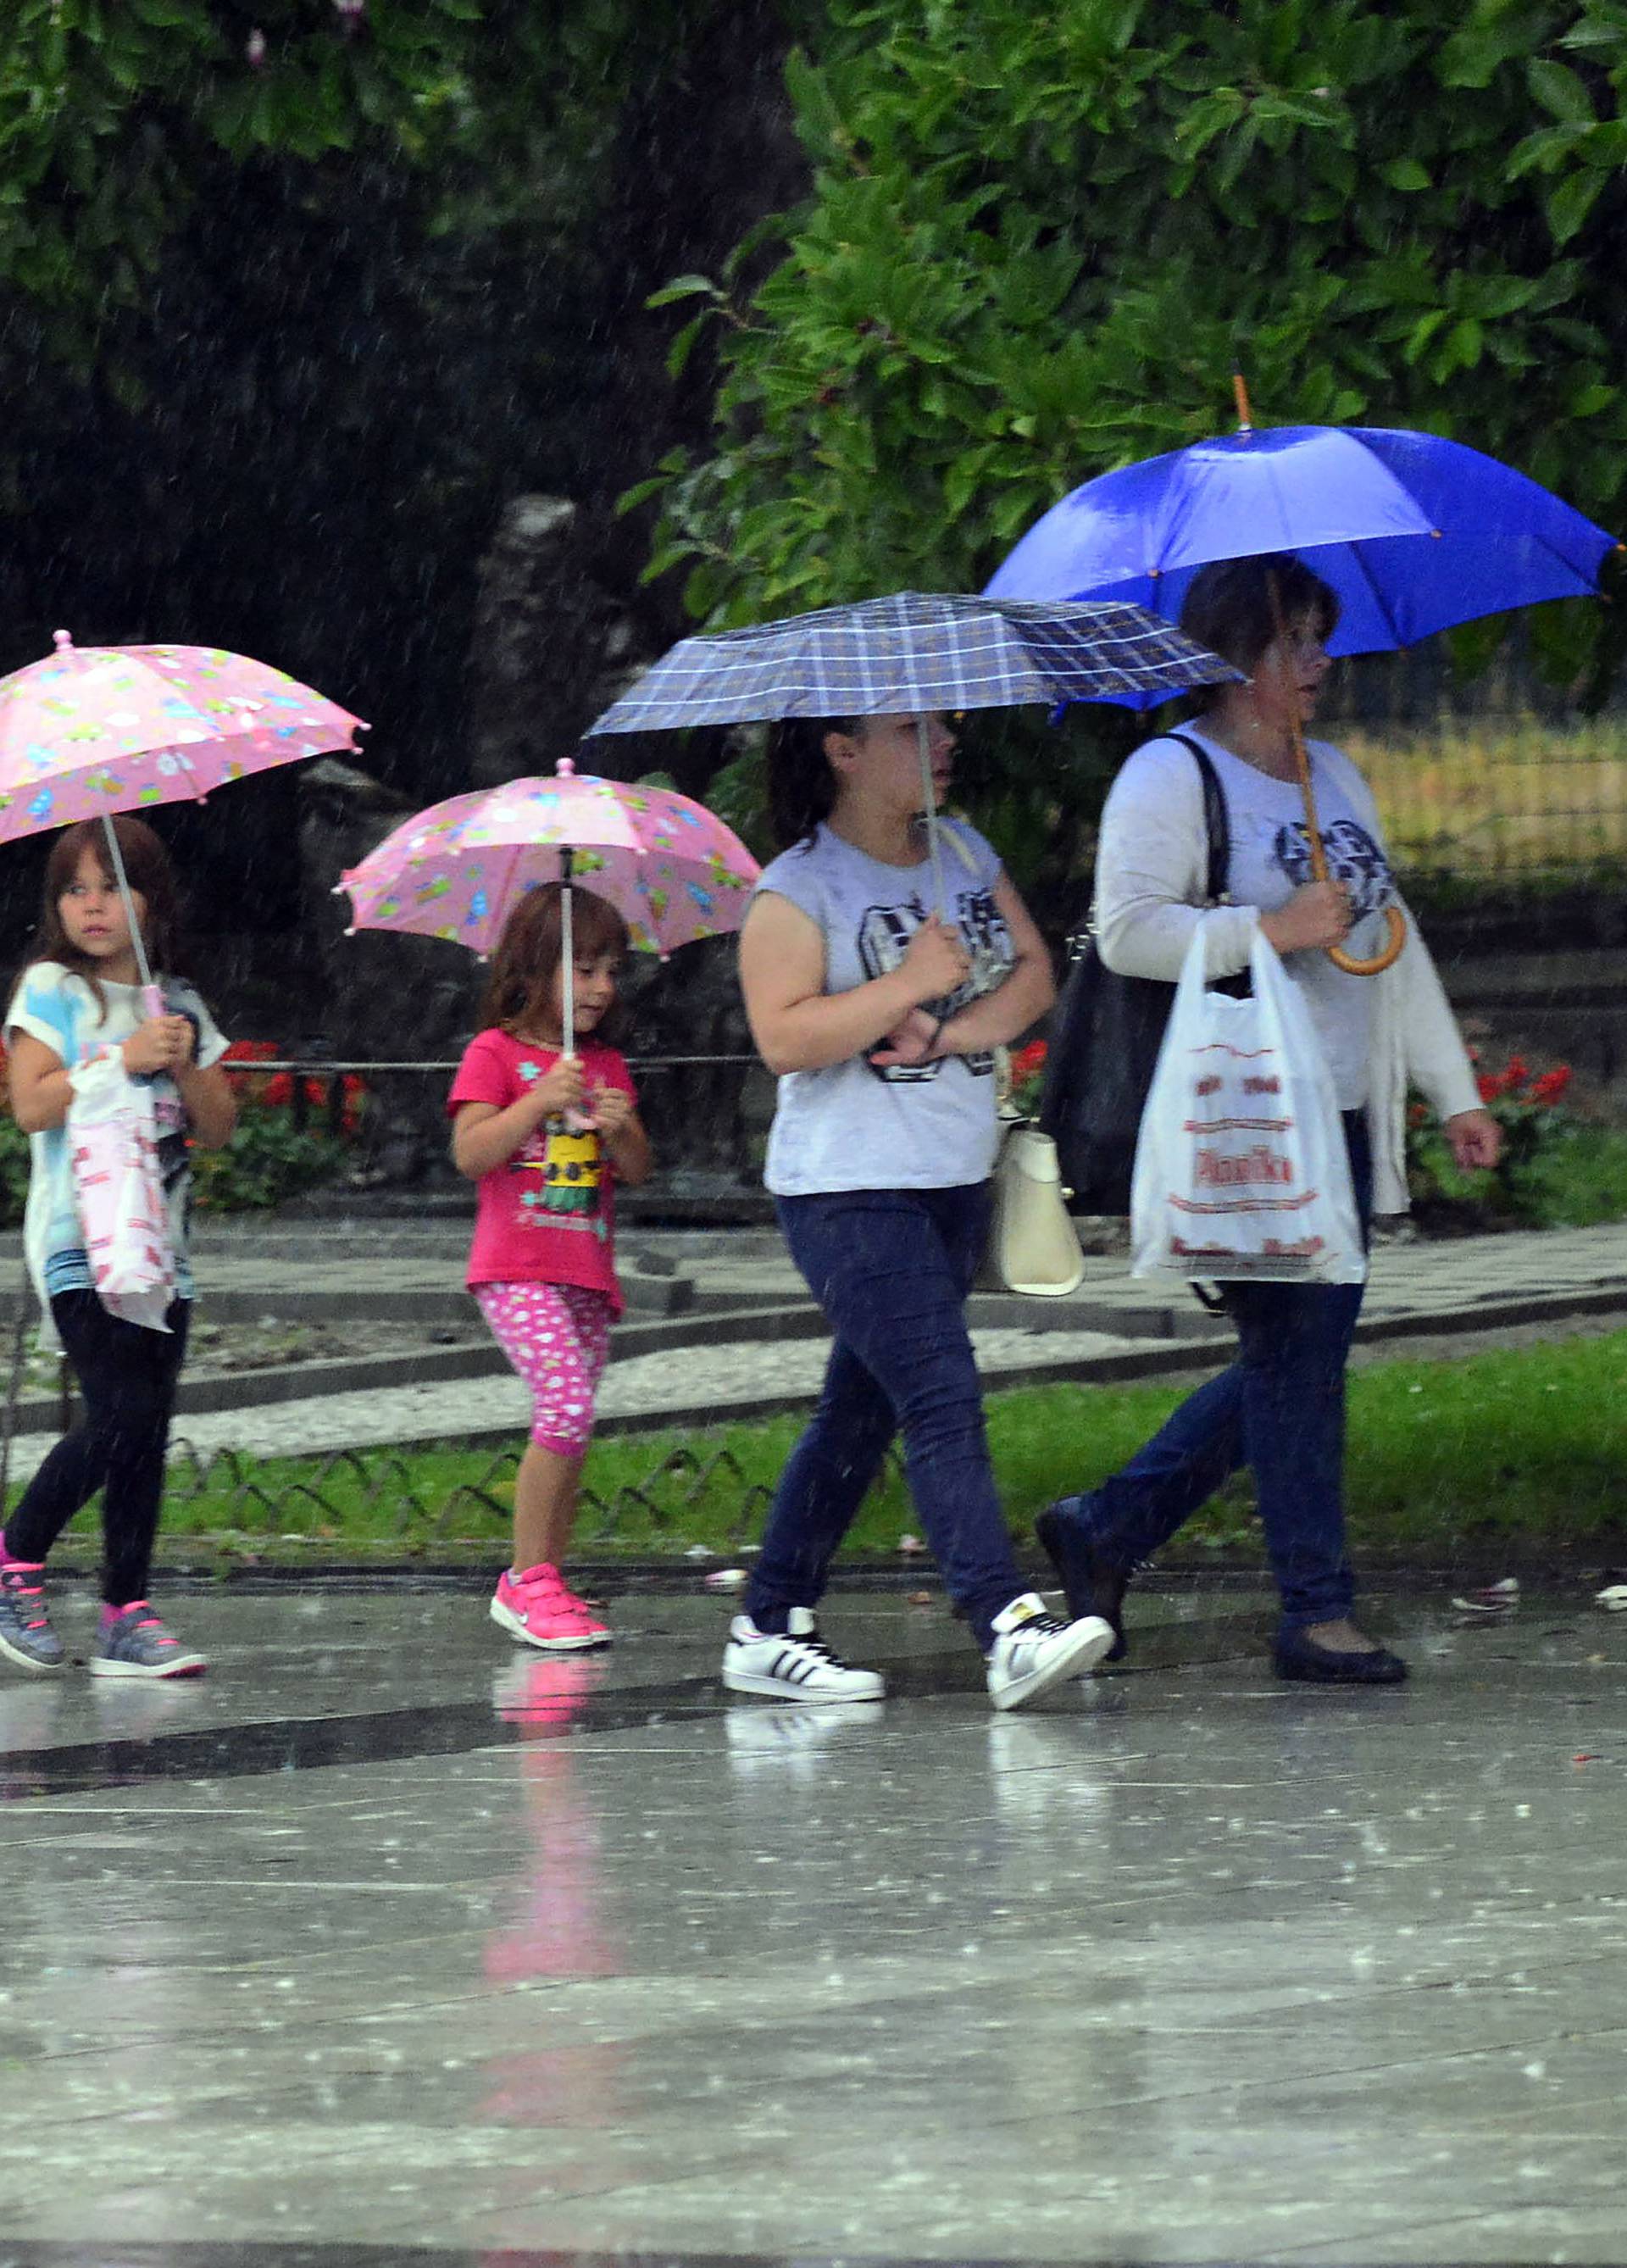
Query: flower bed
1408 1052 1627 1231
1008 1037 1048 1119
191 1040 367 1211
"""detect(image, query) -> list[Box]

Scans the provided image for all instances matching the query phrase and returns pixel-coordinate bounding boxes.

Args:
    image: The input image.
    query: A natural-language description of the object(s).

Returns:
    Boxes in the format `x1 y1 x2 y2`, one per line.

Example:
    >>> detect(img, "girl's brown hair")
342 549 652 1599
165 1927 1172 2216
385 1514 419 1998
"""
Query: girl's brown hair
25 816 188 1011
478 881 629 1041
765 714 861 850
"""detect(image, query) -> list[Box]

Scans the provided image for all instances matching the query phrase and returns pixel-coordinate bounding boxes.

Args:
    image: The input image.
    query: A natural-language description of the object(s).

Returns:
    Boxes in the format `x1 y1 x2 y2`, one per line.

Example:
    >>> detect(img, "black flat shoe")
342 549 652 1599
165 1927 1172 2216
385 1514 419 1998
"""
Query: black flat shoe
1273 1628 1408 1685
1035 1502 1130 1662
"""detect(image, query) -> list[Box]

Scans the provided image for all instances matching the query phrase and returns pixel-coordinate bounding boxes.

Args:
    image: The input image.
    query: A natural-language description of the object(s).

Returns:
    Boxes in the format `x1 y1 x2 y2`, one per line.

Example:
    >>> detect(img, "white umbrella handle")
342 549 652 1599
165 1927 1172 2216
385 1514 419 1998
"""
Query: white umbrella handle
99 815 158 1000
915 714 947 917
558 849 596 1131
560 849 575 1061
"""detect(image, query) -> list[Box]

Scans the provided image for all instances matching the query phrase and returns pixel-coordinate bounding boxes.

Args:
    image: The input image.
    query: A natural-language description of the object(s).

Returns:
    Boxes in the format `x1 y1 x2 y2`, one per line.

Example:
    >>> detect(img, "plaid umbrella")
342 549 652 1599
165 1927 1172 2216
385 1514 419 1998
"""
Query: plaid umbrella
585 590 1236 910
585 591 1236 731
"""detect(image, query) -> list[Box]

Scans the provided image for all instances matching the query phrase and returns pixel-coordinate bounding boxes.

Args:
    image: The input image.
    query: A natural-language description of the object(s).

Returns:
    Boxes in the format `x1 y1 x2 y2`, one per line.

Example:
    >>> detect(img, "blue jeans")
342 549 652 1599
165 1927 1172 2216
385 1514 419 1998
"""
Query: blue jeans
745 1184 1027 1651
1075 1114 1374 1632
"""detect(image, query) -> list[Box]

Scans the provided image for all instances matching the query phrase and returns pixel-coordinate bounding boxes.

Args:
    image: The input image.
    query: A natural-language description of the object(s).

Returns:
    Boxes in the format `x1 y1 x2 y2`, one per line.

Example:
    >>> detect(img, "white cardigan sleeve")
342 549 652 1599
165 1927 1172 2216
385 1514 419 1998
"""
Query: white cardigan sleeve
1094 737 1258 980
1323 748 1482 1211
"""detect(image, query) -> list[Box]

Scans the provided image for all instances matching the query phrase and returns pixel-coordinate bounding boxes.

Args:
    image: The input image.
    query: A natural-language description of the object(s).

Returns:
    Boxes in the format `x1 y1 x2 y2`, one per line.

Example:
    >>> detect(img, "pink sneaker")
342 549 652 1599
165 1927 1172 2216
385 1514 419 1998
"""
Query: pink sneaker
490 1564 611 1653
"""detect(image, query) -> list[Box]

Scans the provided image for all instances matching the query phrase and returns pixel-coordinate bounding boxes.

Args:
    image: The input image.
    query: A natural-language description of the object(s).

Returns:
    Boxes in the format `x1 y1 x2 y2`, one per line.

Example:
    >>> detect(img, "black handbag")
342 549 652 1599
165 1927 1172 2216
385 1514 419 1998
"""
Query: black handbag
1040 733 1233 1217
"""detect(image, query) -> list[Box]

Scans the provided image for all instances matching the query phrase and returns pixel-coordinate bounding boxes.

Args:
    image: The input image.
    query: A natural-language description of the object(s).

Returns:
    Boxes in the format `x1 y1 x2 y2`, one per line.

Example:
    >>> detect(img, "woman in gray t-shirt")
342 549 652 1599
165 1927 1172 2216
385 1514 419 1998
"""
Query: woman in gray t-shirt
720 709 1115 1713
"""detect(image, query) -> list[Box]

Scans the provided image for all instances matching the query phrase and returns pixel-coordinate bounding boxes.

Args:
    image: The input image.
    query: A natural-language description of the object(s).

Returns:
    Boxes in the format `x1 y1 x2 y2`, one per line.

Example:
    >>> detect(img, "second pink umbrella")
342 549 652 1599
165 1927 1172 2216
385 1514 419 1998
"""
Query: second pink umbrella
336 758 760 1055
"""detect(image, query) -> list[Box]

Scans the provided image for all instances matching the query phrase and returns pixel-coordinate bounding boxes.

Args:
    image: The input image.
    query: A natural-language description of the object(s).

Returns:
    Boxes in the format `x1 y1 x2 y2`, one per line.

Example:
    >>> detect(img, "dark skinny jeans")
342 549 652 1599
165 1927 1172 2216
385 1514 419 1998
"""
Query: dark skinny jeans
1069 1113 1374 1632
744 1183 1028 1652
5 1291 191 1606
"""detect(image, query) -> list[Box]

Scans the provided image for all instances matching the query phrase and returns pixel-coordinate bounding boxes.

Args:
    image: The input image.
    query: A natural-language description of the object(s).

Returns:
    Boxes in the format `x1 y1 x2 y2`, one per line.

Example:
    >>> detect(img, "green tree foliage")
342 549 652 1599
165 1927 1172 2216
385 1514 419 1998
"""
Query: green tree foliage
0 0 812 948
643 0 1627 656
636 0 1627 900
0 0 652 364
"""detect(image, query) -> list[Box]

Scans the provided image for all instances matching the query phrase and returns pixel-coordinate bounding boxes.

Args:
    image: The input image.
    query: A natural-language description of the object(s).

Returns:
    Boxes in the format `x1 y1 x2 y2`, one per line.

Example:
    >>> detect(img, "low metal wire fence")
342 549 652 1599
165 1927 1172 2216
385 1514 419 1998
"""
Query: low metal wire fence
1341 709 1627 885
159 1437 780 1551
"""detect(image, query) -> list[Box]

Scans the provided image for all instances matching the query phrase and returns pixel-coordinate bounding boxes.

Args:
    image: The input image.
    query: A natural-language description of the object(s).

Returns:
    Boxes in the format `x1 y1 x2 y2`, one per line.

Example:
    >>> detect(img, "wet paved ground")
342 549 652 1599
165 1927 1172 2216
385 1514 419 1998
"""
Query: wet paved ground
3 1581 1627 2265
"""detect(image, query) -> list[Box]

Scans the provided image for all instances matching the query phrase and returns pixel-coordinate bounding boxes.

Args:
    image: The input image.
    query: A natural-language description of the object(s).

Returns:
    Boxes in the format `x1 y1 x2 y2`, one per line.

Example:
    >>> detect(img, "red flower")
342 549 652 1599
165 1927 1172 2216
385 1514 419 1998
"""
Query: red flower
1529 1066 1572 1106
1476 1072 1505 1103
1504 1055 1530 1089
1011 1040 1048 1081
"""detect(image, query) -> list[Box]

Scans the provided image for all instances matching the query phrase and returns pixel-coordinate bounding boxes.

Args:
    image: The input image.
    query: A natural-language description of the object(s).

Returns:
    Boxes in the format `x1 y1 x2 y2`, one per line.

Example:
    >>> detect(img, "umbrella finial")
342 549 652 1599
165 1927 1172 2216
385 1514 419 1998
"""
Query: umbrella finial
52 629 73 650
556 756 576 777
1231 368 1254 435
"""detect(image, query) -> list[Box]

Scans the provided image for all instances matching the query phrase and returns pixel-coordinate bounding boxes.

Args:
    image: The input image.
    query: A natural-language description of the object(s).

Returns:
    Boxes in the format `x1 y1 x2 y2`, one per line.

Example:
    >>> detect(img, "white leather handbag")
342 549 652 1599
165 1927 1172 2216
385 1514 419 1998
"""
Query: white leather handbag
985 1119 1086 1297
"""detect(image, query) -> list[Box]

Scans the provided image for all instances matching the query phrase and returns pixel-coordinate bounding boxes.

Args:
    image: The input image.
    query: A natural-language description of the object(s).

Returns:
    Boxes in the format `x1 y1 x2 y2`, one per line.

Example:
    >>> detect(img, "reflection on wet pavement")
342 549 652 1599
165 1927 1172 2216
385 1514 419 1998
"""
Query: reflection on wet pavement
2 1581 1624 2264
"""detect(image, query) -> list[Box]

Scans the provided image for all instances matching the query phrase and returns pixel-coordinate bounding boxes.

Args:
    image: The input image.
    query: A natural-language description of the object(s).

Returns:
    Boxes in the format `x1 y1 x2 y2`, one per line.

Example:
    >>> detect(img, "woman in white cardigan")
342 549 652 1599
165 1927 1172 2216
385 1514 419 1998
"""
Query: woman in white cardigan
1037 553 1500 1685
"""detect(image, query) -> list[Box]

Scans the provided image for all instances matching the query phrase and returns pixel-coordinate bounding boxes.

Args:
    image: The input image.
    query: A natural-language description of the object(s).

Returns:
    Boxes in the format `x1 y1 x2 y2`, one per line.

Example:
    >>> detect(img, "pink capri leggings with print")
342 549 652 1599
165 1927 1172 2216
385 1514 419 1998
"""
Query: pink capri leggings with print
475 1282 614 1459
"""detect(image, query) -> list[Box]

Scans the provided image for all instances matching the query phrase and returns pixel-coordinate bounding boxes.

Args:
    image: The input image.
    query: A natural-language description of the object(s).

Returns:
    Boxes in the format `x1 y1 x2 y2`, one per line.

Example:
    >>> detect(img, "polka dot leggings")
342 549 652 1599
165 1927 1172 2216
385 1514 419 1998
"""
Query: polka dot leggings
475 1282 614 1459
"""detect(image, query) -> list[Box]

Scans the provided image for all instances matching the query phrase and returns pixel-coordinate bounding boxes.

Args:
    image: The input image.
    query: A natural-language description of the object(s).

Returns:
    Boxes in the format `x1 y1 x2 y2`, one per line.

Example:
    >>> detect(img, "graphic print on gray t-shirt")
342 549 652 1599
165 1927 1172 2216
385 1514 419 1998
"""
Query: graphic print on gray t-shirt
855 878 1012 1083
1273 816 1395 919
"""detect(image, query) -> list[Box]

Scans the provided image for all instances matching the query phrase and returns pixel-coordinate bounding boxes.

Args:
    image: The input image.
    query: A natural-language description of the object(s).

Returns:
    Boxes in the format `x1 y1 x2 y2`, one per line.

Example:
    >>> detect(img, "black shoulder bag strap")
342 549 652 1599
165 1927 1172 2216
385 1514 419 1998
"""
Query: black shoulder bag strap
1161 731 1231 909
1038 731 1236 1220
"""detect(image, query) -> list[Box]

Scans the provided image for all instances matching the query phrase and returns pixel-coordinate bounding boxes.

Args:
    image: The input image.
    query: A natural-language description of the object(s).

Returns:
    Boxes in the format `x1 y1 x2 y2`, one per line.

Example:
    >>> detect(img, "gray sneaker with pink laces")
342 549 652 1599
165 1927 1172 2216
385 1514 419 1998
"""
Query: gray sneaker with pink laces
90 1603 208 1680
0 1559 65 1673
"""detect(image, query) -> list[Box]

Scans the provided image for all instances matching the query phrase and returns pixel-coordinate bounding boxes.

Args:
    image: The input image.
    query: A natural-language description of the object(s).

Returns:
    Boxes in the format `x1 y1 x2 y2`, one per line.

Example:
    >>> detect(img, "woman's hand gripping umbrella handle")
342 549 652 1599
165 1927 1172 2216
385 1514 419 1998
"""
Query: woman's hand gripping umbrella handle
1290 734 1407 974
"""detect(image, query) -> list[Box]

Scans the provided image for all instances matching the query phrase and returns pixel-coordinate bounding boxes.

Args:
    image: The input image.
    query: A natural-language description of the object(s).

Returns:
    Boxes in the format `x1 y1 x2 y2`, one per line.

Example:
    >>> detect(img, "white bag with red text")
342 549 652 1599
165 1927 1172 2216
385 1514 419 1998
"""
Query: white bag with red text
67 1053 177 1332
1130 926 1364 1287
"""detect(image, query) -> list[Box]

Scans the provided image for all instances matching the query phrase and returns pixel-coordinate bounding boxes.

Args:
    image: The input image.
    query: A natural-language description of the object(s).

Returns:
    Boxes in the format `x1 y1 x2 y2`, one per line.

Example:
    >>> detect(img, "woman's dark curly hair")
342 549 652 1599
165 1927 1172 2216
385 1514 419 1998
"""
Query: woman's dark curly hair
1180 553 1341 707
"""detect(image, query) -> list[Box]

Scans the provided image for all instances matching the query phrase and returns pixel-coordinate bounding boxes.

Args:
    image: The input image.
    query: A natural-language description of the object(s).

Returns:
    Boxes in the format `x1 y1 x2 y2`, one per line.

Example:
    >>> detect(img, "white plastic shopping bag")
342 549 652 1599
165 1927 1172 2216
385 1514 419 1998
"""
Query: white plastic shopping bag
67 1053 177 1331
1130 926 1364 1286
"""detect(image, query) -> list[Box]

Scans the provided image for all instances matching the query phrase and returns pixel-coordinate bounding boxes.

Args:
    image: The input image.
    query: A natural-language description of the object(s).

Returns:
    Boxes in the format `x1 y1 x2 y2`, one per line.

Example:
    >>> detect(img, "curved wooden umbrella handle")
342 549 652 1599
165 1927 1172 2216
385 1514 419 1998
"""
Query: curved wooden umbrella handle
1328 903 1407 976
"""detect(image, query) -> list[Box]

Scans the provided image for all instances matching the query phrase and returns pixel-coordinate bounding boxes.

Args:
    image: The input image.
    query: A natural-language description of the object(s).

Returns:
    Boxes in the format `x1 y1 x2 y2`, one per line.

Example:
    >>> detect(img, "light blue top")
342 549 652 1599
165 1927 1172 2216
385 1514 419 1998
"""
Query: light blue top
755 819 1014 1196
5 961 228 1314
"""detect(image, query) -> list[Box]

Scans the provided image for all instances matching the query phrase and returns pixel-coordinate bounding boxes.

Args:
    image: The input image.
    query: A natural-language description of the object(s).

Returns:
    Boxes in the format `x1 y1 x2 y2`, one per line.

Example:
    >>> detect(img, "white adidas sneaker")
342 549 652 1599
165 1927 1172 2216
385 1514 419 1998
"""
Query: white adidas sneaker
986 1592 1114 1712
721 1607 886 1703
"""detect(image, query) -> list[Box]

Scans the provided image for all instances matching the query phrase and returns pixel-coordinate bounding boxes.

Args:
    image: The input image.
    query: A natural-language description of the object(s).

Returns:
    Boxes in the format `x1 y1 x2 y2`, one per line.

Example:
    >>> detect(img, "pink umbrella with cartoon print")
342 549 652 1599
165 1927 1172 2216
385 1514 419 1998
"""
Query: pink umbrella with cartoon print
0 629 364 1341
0 630 366 986
336 758 760 1055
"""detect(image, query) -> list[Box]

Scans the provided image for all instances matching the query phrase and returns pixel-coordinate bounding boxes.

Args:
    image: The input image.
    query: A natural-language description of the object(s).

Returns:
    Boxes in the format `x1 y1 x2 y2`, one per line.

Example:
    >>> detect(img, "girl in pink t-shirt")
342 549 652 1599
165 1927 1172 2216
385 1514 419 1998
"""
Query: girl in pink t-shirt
450 884 652 1649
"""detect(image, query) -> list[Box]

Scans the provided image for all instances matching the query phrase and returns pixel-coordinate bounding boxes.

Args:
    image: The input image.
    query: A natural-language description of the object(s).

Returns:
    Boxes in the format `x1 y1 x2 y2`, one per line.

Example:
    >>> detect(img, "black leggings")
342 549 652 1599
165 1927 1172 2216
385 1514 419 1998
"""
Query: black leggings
5 1292 190 1605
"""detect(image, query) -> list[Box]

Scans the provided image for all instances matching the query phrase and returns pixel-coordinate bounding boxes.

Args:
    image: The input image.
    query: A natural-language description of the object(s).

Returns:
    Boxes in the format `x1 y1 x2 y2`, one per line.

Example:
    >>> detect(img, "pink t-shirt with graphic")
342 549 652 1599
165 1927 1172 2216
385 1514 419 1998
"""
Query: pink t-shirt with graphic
448 1029 636 1313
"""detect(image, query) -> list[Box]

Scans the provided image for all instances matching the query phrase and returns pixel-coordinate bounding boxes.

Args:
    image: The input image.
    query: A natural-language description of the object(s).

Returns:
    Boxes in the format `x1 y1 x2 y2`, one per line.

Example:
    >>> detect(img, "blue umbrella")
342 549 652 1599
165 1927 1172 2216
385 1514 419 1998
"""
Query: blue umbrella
986 424 1616 708
585 589 1237 909
986 407 1617 974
